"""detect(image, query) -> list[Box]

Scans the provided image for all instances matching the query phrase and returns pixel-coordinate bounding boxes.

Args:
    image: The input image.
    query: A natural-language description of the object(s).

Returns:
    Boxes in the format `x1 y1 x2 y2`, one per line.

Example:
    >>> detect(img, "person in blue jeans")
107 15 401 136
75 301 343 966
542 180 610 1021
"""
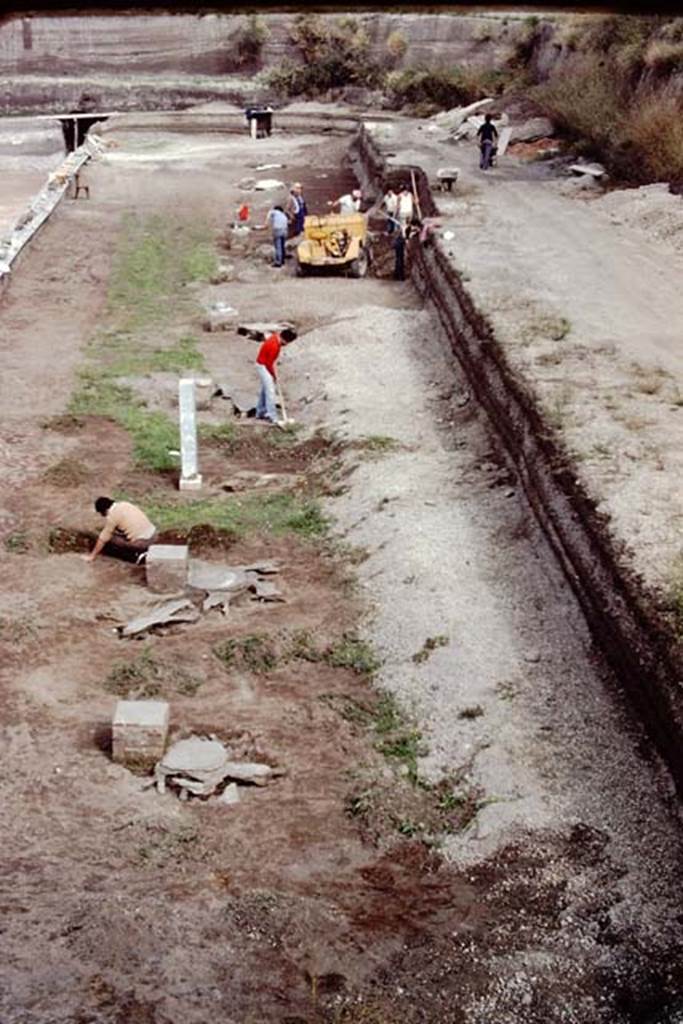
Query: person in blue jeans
267 205 288 267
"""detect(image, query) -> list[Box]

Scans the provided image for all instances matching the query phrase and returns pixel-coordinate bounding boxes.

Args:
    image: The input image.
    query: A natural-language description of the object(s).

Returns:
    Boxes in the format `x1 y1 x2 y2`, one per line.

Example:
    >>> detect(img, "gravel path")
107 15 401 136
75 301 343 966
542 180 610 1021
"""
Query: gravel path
288 299 682 960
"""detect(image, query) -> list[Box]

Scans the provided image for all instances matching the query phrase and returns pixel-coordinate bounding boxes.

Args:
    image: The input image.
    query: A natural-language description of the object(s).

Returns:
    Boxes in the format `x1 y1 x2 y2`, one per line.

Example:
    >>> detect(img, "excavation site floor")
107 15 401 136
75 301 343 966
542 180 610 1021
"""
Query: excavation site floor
0 116 682 1024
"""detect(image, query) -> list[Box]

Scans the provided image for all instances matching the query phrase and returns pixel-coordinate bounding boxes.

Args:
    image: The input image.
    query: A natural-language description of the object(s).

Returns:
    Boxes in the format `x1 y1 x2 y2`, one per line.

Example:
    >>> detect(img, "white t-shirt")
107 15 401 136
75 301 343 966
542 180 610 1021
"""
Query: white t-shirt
338 194 360 215
397 192 413 220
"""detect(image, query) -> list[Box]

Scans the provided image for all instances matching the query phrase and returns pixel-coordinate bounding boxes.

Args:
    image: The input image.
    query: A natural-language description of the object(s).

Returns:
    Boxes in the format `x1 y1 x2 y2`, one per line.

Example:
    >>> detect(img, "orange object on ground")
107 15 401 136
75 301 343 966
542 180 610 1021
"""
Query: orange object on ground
238 204 250 222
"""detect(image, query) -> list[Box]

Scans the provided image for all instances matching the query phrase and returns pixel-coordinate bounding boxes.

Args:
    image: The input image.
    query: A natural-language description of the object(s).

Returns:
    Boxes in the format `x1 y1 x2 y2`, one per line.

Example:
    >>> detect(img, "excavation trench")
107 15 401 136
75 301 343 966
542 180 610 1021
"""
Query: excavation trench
352 124 683 796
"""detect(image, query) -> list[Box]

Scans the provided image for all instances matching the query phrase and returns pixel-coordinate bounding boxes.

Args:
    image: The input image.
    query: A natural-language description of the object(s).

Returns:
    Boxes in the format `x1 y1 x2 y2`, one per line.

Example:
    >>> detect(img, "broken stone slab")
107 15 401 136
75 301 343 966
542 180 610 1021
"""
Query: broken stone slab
569 161 607 179
236 321 296 342
154 735 280 798
146 544 189 593
119 598 200 638
219 782 240 805
253 580 285 602
254 178 285 190
112 699 169 770
210 262 235 284
187 560 255 593
508 117 555 144
432 96 494 132
221 762 274 785
203 592 232 614
203 303 239 332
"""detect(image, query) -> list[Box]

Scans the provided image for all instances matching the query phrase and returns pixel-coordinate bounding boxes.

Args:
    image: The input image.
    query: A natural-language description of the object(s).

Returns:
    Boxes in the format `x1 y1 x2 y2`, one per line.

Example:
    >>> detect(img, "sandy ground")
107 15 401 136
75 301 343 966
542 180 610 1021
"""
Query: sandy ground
0 117 64 237
371 117 683 598
0 120 682 1023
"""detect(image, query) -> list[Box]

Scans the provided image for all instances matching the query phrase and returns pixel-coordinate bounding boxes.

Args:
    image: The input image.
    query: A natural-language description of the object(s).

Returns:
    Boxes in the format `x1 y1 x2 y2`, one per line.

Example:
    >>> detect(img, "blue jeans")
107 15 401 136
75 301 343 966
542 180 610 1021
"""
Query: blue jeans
256 364 277 421
272 232 286 266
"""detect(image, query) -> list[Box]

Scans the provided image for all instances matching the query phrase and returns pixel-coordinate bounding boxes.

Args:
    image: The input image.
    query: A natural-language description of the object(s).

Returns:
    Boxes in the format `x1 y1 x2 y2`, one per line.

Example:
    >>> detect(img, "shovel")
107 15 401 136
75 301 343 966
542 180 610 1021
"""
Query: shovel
275 378 295 429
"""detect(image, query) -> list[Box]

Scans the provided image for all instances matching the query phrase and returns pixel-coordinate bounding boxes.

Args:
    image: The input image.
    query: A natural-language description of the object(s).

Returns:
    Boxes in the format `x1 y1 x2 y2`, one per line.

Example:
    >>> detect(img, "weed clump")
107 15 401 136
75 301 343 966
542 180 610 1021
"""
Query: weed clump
214 635 278 675
267 14 381 96
103 648 203 698
412 634 449 664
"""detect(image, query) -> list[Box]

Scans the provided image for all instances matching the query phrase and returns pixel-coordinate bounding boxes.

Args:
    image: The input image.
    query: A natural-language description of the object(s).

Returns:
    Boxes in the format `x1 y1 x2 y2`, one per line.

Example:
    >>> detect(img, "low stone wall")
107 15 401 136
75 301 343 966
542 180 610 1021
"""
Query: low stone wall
353 123 683 796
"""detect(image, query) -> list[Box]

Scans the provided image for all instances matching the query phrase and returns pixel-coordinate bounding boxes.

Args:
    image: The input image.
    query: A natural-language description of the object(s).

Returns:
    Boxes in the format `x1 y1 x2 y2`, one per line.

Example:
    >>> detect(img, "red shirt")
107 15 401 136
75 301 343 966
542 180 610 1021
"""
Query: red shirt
256 333 281 378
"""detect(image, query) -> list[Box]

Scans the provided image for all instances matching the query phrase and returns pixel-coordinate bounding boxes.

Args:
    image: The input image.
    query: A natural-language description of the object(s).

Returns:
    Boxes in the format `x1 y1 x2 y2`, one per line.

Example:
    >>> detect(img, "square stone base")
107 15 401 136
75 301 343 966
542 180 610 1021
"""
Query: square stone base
146 544 189 592
179 474 203 491
112 699 170 771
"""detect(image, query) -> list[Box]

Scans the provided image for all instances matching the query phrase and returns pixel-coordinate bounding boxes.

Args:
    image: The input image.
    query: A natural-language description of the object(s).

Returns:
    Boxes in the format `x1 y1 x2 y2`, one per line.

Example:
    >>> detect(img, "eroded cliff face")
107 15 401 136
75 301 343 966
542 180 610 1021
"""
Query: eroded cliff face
0 11 532 78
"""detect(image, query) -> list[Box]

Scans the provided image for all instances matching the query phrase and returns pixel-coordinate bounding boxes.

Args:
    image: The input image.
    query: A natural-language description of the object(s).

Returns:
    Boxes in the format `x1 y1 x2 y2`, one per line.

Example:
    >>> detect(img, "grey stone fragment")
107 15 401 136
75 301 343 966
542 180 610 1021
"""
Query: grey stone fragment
203 592 232 614
222 762 274 786
154 735 281 798
219 782 240 805
187 560 253 593
119 599 199 638
509 117 555 143
203 303 239 332
569 161 607 179
210 262 235 284
253 580 285 602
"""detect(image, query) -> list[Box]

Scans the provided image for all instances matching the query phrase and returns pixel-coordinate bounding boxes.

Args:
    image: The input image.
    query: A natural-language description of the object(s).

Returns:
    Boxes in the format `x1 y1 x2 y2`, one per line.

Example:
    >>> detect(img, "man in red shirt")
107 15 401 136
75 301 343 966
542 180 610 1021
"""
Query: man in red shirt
255 327 297 424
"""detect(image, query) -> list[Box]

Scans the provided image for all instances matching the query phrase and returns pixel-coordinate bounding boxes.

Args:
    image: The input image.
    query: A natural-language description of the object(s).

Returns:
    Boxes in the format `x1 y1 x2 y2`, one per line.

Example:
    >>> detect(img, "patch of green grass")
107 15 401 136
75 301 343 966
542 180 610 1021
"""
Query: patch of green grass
62 215 217 471
146 492 329 539
97 333 205 378
323 633 381 675
355 434 401 456
371 693 426 784
4 531 30 553
286 628 324 663
264 421 304 446
107 214 217 330
214 634 278 674
198 422 237 446
412 634 449 664
318 693 374 726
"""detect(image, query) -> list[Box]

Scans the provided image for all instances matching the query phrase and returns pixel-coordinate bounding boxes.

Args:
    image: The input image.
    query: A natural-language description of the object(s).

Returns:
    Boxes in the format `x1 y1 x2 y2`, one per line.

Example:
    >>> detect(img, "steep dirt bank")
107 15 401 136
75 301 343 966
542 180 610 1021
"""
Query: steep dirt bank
0 11 530 77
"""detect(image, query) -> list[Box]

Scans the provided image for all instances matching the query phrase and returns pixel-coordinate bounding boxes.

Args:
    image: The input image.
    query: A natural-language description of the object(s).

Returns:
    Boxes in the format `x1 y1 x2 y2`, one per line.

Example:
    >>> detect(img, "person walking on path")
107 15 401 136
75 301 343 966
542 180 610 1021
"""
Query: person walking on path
477 113 499 170
285 182 308 237
266 204 289 267
255 327 298 424
83 497 157 564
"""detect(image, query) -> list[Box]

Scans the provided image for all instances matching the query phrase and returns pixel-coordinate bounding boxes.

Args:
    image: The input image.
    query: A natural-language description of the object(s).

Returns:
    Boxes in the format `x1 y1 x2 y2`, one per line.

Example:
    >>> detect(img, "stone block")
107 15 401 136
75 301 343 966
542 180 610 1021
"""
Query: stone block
146 544 189 592
112 699 170 770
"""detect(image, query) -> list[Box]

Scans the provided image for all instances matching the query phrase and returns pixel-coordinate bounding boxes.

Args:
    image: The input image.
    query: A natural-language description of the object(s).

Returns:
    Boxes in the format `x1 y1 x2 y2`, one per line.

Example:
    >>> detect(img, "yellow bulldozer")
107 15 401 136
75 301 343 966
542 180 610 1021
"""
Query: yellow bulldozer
295 213 369 278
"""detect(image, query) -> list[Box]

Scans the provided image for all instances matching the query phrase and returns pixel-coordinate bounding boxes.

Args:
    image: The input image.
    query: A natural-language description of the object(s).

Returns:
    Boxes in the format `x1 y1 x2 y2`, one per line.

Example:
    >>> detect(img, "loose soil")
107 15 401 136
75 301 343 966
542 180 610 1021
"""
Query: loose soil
0 117 682 1024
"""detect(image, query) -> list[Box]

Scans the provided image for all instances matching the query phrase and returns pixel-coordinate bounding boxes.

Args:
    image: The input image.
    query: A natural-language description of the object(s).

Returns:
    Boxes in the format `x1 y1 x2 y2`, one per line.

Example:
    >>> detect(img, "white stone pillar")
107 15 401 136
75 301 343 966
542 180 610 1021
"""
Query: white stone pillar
178 377 202 491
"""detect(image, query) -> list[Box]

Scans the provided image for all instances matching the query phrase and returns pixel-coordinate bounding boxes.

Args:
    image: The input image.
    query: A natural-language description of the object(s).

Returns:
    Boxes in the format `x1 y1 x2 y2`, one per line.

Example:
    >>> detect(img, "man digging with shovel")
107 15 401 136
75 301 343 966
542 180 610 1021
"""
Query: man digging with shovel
254 326 297 427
